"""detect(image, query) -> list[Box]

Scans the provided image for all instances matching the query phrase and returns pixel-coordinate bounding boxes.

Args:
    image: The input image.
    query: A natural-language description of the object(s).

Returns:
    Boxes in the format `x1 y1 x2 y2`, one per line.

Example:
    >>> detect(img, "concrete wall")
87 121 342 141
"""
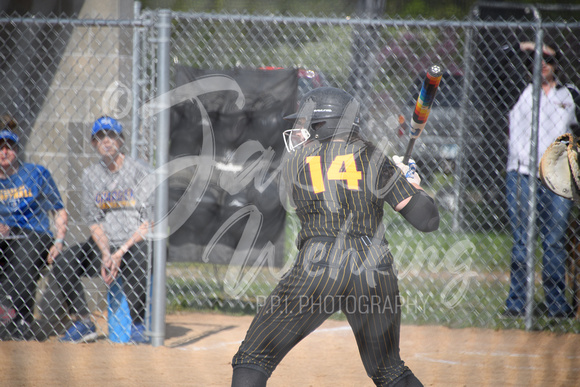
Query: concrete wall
33 0 136 329
28 0 134 243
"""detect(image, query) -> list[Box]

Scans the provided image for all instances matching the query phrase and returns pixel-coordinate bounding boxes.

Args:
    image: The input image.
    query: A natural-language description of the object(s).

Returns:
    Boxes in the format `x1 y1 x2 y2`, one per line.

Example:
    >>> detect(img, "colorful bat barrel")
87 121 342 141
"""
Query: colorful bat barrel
409 65 443 139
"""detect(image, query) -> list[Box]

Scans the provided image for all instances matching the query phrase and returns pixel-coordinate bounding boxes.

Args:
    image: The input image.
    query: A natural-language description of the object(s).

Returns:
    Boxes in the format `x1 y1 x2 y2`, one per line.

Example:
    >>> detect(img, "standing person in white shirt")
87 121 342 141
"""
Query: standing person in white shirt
504 40 580 319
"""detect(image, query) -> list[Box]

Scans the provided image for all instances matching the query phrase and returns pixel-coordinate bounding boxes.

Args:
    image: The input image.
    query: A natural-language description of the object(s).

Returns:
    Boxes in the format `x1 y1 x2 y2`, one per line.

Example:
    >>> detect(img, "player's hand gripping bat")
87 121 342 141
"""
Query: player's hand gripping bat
402 65 443 164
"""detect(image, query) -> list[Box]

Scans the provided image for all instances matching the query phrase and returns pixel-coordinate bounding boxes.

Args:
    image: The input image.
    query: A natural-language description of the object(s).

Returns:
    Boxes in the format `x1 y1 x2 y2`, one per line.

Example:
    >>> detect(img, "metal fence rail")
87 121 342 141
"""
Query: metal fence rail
1 5 579 344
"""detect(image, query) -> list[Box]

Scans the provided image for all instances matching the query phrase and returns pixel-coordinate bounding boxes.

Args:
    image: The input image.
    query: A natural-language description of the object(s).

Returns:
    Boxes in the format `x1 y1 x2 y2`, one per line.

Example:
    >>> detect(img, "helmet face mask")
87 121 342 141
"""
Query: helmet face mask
283 87 360 152
283 128 311 152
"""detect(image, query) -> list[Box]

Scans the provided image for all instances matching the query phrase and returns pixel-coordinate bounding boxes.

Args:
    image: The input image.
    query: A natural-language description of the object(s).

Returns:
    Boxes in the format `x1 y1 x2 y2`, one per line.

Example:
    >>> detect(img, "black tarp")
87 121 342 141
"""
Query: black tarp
167 67 298 267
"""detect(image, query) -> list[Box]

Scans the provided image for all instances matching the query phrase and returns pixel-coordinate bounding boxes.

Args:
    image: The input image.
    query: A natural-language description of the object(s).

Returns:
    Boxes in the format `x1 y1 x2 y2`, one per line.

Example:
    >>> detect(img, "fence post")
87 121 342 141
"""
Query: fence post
131 1 142 159
150 8 171 347
524 11 543 331
451 19 475 232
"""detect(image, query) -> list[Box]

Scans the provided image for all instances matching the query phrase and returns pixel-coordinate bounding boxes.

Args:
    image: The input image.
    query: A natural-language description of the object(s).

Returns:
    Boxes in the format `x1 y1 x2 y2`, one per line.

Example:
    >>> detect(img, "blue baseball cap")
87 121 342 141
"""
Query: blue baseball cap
0 129 19 144
91 116 123 137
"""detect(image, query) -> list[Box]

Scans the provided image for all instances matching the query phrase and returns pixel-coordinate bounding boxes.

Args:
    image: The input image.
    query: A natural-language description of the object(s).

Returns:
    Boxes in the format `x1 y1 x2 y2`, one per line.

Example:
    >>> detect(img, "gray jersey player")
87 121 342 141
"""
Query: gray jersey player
48 116 153 343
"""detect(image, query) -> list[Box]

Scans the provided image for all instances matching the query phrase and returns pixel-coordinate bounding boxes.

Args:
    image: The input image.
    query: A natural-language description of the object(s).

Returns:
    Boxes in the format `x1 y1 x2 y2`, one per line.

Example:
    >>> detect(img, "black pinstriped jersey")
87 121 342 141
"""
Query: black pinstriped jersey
283 138 419 248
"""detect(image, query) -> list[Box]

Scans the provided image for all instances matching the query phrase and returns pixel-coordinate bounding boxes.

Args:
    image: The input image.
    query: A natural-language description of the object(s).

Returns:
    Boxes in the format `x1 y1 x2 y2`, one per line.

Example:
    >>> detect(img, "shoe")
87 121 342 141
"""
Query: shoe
500 309 523 318
130 323 149 343
59 321 98 343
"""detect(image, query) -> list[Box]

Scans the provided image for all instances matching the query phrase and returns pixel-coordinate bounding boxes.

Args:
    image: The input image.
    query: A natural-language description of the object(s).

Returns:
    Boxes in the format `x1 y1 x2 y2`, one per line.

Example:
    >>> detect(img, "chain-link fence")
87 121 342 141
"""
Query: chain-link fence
0 10 156 342
1 3 580 344
159 6 580 335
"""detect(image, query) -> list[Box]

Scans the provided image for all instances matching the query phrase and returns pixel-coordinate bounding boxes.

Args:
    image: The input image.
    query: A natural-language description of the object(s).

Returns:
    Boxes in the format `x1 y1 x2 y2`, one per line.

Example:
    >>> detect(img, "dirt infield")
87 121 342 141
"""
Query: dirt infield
1 312 579 386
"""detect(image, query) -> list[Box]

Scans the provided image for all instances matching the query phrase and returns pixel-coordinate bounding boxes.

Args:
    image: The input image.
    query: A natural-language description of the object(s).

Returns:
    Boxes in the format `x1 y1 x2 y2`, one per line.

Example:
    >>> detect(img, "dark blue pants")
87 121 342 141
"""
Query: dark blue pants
505 171 573 315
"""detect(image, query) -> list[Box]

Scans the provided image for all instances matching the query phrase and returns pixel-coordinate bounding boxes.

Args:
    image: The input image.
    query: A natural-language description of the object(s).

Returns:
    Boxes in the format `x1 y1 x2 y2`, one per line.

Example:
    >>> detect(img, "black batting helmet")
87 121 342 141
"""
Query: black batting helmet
282 87 360 151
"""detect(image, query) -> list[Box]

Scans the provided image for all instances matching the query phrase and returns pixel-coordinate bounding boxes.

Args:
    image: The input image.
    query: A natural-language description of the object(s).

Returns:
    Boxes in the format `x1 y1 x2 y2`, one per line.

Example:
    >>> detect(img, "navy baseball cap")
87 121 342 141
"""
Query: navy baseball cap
91 116 123 137
0 129 19 144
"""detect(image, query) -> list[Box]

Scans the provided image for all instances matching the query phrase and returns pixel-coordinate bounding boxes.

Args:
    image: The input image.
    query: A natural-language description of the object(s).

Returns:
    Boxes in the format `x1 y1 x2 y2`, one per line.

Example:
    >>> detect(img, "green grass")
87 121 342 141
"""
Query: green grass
164 207 580 333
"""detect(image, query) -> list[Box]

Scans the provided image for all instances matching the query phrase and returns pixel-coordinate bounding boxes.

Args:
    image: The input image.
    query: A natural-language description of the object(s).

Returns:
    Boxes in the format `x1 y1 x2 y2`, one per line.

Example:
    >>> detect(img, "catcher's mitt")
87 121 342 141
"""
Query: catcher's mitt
539 133 580 201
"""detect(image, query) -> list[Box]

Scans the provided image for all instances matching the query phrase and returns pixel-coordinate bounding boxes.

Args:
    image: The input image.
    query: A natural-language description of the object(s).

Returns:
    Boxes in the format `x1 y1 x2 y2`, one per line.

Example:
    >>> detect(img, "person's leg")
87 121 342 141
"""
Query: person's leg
343 241 419 386
0 243 16 325
538 186 574 317
231 240 342 382
231 366 268 387
121 241 149 342
389 370 424 387
504 171 530 314
52 240 100 342
2 233 51 339
5 233 50 324
50 242 95 318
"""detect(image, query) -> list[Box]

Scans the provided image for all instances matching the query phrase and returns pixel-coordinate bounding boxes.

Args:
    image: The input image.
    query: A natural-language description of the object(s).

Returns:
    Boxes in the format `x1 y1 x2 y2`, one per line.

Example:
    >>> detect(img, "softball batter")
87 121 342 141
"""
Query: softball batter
231 87 439 386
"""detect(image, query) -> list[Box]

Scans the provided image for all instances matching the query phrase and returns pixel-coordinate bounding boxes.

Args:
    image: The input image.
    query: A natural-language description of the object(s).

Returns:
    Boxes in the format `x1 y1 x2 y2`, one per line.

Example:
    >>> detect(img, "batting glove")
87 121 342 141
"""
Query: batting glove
392 155 422 185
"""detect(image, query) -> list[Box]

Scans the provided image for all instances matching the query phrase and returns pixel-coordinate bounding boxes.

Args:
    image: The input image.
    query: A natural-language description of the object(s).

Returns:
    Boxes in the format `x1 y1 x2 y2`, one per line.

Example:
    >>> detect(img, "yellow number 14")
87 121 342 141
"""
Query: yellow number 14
305 154 362 193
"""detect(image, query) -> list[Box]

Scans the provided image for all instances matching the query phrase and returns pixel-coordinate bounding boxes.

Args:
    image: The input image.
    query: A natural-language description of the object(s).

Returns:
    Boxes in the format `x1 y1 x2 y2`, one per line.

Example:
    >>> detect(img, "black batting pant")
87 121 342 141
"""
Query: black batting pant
232 237 411 386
